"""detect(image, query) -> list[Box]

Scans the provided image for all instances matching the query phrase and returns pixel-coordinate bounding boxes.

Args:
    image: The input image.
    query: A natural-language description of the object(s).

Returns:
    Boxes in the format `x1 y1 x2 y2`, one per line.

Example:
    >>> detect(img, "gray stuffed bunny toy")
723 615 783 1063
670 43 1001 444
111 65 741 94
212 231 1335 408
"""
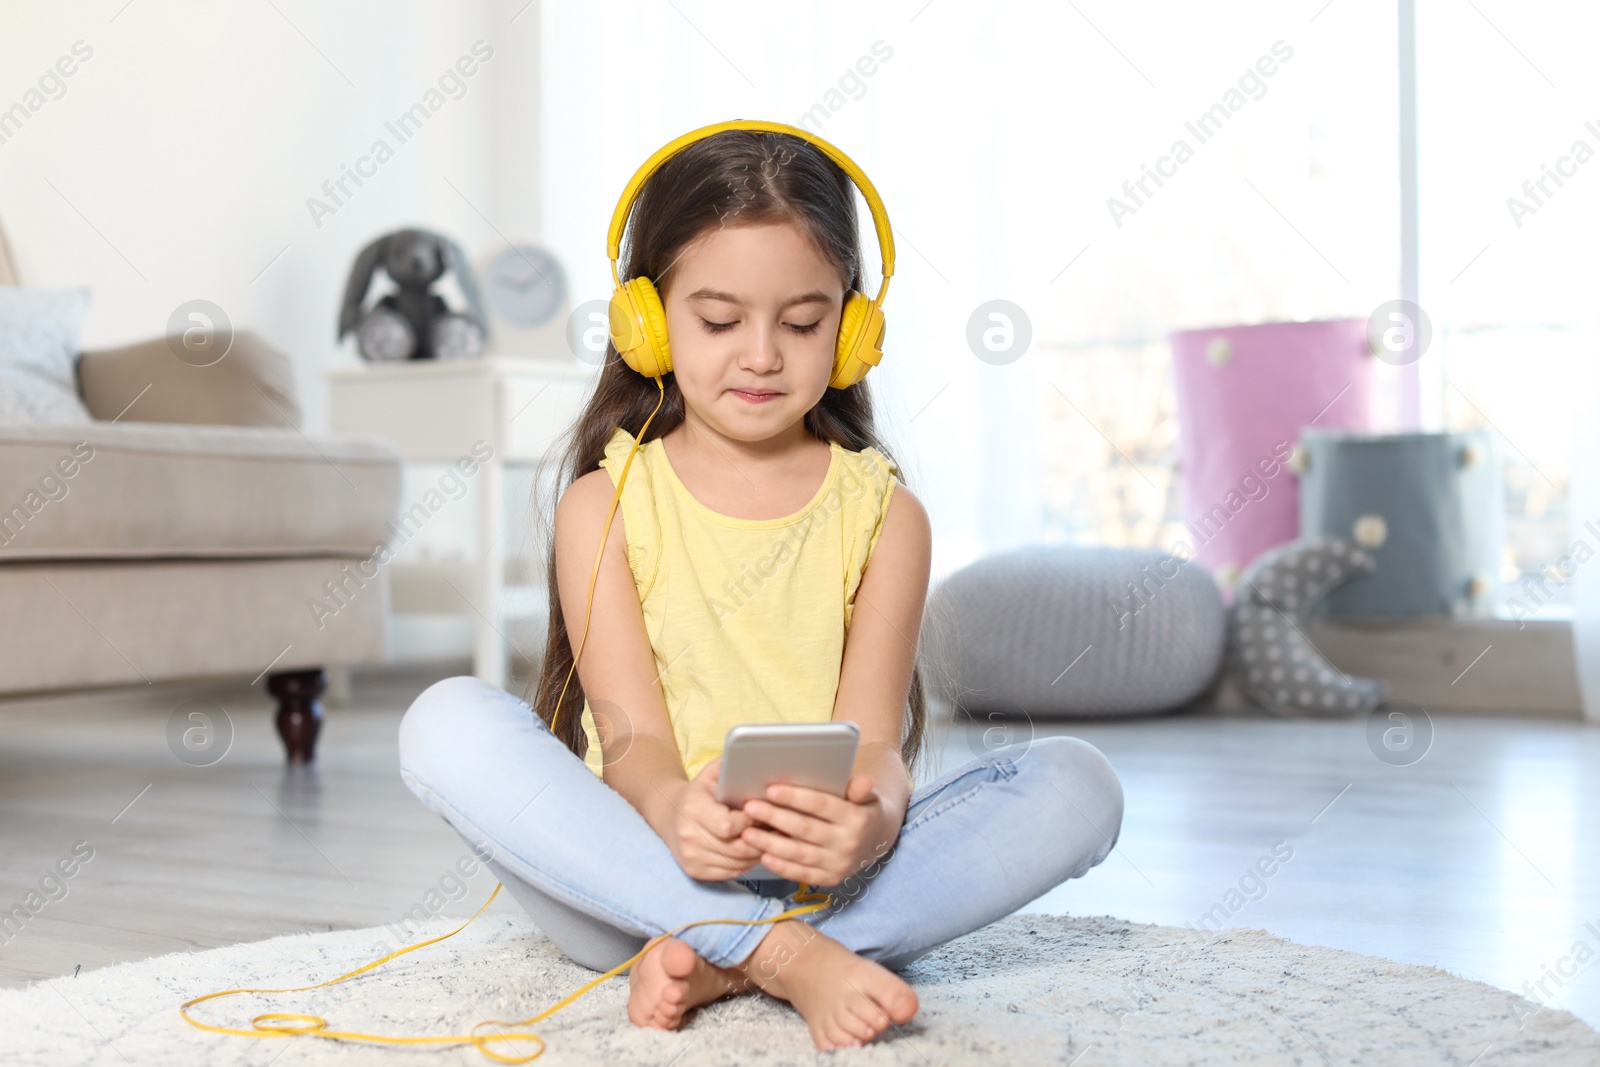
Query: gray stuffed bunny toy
337 227 490 361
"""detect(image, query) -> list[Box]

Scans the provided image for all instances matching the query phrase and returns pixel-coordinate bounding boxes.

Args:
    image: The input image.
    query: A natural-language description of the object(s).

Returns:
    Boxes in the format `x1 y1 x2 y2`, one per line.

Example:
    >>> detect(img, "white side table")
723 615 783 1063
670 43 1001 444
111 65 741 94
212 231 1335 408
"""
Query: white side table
324 357 595 689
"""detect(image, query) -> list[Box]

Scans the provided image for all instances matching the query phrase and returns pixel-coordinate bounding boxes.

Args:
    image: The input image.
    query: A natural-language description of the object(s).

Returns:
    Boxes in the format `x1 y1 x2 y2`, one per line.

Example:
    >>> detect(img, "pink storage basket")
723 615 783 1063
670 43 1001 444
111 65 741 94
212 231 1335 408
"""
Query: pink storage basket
1168 319 1377 602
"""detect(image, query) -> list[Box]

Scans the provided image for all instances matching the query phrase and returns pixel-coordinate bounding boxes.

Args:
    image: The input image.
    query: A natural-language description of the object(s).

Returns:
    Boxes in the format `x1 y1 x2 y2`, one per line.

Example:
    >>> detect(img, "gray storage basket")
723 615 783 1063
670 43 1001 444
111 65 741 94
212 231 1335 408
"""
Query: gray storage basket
1296 429 1502 619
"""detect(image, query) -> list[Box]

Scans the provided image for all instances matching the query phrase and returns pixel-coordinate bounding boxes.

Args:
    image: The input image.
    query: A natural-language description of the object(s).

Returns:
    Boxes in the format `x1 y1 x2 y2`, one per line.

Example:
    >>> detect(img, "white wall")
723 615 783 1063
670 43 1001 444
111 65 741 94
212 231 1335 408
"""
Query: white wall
0 0 540 435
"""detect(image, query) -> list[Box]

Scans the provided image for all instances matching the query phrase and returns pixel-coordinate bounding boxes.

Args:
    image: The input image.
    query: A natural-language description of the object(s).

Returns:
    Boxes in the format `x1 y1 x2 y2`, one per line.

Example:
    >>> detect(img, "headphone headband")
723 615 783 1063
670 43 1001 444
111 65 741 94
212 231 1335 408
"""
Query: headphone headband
606 119 894 305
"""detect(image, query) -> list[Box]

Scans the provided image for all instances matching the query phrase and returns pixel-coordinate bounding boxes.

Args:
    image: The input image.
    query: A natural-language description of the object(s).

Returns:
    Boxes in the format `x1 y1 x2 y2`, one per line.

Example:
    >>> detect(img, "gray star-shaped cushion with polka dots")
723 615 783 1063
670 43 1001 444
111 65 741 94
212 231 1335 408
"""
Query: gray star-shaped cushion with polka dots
1227 537 1389 717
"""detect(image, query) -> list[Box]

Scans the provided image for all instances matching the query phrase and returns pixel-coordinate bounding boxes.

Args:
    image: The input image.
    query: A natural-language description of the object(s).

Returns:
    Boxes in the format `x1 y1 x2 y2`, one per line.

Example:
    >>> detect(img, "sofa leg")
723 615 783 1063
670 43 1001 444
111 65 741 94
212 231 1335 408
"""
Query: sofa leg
268 668 326 764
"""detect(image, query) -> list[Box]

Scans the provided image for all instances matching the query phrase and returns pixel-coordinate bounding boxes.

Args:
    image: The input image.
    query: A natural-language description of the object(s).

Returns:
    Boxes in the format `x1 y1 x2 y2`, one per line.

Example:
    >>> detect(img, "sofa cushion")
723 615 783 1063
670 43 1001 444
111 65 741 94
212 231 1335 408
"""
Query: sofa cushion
0 286 94 424
0 556 393 694
0 421 402 560
77 330 303 429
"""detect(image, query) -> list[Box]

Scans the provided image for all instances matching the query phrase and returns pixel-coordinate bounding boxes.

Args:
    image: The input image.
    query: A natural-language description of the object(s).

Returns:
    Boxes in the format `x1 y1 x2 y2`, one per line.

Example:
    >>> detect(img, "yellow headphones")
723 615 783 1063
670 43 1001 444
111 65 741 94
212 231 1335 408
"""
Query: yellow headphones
606 118 896 390
180 126 891 1062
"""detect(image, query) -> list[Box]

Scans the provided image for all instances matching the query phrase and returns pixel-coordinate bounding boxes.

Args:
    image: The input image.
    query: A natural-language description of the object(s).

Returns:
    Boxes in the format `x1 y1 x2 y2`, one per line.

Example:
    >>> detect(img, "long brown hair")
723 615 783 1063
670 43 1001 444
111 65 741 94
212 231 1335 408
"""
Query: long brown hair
524 128 930 776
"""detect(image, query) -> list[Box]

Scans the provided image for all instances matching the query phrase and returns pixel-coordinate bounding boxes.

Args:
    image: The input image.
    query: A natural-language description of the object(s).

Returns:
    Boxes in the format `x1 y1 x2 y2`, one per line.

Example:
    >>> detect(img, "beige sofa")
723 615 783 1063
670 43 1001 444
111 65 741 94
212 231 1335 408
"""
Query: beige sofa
0 230 404 762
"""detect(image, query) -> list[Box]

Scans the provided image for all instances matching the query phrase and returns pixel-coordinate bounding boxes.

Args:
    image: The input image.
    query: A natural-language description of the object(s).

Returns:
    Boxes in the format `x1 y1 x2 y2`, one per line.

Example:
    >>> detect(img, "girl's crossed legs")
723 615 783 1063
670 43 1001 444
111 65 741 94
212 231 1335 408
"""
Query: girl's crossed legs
397 676 1125 1002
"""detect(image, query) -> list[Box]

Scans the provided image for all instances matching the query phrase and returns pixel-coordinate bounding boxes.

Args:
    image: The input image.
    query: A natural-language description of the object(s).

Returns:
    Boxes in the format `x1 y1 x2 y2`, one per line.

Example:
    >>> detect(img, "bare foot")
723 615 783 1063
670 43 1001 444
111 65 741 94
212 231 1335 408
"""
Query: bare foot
627 936 745 1030
734 920 919 1049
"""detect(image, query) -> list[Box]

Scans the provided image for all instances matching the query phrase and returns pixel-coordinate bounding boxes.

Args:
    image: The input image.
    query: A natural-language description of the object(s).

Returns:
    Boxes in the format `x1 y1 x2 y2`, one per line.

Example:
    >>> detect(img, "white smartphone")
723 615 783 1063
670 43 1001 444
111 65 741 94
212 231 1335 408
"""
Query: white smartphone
714 721 860 809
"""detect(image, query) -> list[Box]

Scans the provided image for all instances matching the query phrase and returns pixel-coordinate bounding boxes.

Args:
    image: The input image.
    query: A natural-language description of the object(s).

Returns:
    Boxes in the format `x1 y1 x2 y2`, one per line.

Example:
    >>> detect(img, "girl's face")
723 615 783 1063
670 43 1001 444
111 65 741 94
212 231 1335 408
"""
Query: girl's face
660 220 846 443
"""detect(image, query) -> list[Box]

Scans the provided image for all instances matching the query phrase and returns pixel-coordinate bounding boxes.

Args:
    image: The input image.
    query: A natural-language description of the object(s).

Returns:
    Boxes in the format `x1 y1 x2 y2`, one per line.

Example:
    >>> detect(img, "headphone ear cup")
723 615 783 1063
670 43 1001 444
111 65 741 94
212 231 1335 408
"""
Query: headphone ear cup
609 277 673 378
831 291 886 389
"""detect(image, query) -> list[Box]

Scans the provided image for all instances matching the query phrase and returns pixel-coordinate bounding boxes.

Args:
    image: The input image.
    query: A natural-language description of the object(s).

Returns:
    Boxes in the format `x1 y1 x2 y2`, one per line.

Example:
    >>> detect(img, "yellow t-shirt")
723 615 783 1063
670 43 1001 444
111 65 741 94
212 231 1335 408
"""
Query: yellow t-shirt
579 426 900 779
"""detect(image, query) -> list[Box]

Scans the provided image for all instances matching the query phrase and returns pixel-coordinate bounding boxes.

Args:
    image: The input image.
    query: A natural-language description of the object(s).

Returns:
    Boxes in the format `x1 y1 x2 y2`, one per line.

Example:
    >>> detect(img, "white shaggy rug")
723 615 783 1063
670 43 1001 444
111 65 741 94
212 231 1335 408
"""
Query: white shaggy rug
2 911 1596 1066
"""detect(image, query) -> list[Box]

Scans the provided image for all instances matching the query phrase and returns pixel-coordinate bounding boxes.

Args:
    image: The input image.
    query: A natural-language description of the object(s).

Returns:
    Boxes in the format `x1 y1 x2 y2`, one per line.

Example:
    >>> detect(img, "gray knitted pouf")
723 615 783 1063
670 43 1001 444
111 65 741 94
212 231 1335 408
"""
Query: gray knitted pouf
923 545 1226 717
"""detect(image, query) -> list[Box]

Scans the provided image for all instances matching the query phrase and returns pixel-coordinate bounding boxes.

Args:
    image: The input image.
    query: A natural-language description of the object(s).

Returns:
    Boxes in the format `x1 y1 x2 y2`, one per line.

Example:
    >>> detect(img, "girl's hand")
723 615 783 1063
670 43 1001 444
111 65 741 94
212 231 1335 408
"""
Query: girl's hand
739 774 897 886
662 757 764 881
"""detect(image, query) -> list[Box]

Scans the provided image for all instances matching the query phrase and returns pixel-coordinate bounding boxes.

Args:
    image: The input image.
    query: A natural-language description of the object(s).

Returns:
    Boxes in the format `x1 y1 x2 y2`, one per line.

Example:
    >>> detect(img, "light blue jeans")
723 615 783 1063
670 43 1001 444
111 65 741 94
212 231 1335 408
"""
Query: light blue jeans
398 675 1125 973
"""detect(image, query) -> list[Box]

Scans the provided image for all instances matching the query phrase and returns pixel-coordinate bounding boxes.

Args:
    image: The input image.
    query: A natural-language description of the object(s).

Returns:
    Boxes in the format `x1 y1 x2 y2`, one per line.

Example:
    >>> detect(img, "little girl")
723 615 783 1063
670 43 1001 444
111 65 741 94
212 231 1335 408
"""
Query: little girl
398 123 1125 1051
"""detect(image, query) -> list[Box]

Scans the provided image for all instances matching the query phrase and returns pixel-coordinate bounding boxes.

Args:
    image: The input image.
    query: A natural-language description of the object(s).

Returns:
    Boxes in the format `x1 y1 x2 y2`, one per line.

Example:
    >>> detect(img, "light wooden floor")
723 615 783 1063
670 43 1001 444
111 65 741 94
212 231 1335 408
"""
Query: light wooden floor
2 665 1596 1034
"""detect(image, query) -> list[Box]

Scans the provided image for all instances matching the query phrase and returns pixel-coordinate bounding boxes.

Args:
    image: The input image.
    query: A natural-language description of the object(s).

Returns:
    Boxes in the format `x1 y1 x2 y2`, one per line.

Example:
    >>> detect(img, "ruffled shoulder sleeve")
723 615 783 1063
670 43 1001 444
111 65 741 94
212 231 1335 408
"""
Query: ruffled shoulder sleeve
842 444 900 629
596 426 661 601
